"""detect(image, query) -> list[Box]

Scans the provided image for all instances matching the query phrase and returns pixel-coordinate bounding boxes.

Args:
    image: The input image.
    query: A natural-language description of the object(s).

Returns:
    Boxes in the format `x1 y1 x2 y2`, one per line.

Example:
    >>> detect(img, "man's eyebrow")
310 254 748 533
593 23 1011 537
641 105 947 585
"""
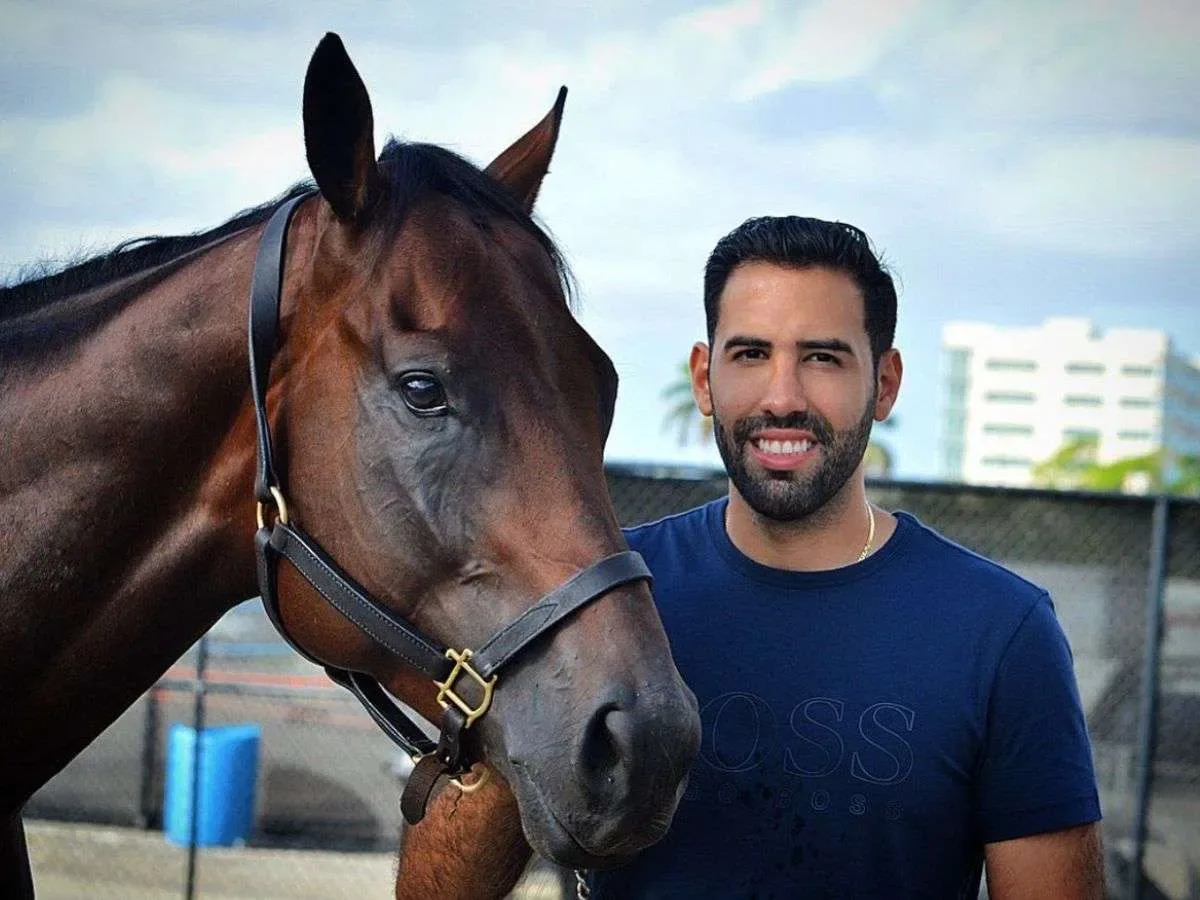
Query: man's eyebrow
799 339 855 355
722 335 771 353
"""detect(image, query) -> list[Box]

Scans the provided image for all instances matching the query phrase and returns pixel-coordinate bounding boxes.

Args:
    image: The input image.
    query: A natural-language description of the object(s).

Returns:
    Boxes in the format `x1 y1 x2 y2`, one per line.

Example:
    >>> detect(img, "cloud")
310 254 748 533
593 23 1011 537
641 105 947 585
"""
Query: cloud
891 0 1200 130
733 0 927 99
977 135 1200 258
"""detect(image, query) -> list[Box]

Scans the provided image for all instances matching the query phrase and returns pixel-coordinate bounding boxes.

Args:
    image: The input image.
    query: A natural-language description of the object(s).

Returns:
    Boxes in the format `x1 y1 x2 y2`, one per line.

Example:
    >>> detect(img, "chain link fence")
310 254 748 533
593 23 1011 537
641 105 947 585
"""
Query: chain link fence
24 465 1200 899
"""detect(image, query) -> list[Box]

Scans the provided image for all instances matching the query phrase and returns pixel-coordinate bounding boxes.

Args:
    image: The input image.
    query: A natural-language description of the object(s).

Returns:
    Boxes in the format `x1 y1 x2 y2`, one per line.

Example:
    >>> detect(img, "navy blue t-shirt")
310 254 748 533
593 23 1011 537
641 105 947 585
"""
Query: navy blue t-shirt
591 499 1101 899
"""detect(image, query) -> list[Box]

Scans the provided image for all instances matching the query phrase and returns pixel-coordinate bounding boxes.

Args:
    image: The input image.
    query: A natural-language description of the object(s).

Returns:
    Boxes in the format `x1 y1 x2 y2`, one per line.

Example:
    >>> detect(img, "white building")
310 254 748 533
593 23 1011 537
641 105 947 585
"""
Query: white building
939 317 1200 488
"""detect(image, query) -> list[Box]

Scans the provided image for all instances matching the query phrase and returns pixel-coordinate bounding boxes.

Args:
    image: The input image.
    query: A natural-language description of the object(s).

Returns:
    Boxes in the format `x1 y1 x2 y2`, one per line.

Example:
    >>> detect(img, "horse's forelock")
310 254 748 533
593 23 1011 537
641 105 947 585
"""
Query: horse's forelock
373 140 576 313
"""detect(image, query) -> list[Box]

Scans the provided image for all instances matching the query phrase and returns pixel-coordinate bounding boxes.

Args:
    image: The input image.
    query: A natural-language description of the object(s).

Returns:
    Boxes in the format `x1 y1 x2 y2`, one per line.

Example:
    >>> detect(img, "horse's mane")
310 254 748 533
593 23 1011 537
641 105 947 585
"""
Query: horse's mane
0 140 573 330
0 183 317 324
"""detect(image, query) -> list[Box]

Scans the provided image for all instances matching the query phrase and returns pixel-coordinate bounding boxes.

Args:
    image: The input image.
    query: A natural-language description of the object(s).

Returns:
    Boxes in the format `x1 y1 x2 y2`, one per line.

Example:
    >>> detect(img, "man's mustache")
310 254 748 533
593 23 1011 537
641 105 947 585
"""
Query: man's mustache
730 412 834 447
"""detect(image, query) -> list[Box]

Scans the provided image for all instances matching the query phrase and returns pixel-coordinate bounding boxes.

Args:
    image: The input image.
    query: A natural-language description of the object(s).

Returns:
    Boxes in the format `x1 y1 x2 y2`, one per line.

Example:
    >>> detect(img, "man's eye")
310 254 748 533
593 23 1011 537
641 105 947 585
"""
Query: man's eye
734 349 766 361
397 371 449 416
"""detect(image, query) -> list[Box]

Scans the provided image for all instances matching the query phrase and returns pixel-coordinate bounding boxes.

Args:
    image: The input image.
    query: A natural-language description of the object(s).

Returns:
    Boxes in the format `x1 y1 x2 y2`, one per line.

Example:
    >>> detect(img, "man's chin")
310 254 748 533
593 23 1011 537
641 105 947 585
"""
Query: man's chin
733 476 818 523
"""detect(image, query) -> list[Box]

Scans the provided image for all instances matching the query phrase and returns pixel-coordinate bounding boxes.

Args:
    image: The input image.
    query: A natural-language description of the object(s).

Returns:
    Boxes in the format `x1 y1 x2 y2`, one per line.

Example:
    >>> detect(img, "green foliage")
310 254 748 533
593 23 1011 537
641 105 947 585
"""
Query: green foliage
1033 436 1200 496
1031 436 1100 489
660 360 713 446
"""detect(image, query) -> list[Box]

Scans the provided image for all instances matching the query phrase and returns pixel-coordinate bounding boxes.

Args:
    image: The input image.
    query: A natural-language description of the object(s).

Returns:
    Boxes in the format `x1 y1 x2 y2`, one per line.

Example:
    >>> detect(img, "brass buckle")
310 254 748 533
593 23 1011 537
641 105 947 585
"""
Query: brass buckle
434 648 496 728
255 485 290 529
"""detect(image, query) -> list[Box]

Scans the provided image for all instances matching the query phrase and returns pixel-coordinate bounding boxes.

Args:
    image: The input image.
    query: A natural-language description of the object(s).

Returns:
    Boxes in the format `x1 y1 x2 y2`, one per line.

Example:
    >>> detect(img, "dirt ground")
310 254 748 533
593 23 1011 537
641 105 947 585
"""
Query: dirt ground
24 819 568 900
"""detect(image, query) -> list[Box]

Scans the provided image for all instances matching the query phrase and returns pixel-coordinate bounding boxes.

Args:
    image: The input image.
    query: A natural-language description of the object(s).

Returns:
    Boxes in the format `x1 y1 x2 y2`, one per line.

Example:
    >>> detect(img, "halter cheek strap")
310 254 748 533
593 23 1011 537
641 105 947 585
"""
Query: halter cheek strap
247 192 652 823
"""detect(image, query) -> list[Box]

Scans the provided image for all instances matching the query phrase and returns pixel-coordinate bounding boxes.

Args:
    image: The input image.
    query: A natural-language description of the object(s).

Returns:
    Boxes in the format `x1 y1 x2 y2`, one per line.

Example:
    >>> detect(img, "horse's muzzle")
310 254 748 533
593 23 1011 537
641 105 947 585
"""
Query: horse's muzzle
503 678 701 866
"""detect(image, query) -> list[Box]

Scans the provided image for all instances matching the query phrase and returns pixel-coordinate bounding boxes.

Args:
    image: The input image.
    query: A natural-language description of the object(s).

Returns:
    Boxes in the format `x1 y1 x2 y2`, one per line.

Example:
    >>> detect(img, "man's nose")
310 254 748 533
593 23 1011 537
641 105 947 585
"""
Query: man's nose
760 358 807 418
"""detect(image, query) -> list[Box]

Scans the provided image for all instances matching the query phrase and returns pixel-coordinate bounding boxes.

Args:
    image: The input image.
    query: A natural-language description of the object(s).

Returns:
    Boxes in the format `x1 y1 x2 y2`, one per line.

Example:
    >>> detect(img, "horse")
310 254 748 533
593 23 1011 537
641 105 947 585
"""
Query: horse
0 33 700 898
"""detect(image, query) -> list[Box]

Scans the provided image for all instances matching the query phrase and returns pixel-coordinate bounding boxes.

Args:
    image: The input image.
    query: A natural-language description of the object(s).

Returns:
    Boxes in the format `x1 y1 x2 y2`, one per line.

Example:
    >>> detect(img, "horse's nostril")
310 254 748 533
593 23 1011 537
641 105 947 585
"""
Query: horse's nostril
578 702 630 782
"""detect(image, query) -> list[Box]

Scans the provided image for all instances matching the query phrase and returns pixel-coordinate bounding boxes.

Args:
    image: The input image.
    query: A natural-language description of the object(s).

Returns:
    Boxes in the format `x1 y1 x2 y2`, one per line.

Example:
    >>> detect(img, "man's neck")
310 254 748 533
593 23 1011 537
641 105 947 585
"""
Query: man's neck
723 475 895 572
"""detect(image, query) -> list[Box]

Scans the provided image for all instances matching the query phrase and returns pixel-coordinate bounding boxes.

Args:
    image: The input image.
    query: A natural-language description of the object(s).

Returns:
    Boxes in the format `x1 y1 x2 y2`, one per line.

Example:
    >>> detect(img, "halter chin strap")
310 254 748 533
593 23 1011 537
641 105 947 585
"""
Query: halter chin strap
246 192 652 823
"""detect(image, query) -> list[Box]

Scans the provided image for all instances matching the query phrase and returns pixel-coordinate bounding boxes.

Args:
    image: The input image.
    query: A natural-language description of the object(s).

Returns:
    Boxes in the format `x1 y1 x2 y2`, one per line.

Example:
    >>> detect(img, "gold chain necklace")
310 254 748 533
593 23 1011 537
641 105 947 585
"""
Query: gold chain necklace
855 499 876 563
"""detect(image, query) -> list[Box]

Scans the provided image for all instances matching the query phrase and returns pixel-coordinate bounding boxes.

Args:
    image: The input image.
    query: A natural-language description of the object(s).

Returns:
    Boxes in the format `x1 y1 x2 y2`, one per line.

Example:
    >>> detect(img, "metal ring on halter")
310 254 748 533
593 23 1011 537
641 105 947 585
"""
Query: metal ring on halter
450 763 491 794
407 756 491 794
255 485 290 529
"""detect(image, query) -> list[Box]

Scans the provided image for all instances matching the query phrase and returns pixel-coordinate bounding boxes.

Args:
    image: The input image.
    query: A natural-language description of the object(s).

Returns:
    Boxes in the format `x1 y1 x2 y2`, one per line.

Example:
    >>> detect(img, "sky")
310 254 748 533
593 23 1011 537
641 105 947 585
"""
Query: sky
3 0 1198 480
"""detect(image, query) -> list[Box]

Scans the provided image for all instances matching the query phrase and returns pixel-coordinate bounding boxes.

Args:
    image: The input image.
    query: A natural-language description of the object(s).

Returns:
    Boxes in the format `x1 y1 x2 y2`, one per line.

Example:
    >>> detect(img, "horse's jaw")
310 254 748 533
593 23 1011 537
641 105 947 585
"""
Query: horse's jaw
499 754 685 868
483 677 699 869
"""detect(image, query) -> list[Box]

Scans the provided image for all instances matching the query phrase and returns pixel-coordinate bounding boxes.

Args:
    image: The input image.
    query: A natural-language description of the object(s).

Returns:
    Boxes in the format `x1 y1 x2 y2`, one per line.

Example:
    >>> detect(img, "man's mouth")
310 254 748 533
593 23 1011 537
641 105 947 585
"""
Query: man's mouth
751 437 813 455
746 434 819 470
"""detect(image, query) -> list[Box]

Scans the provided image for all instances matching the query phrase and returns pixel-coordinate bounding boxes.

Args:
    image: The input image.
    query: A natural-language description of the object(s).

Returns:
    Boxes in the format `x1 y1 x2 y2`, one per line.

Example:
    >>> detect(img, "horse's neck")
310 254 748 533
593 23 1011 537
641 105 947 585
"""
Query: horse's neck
0 231 267 810
395 773 532 900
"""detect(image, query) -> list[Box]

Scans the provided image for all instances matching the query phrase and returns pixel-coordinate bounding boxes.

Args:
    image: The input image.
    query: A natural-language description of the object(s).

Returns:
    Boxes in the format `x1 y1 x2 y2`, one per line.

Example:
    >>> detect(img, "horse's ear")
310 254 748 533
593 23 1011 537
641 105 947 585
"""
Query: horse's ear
303 33 379 221
485 87 567 213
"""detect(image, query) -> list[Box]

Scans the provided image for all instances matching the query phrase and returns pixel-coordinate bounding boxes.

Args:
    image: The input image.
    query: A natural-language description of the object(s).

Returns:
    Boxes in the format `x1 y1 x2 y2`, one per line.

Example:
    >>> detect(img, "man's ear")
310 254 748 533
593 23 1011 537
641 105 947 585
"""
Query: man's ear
690 342 713 417
874 348 903 422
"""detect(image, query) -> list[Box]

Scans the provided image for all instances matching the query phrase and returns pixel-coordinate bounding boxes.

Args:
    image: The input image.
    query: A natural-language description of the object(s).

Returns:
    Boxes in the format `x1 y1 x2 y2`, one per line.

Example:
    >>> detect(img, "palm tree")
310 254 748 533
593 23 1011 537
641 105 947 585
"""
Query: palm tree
660 361 713 446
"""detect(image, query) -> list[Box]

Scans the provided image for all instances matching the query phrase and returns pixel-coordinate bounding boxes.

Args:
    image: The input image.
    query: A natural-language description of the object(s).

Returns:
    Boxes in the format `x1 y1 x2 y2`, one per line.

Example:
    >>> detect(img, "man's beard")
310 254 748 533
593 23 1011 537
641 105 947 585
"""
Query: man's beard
713 396 876 523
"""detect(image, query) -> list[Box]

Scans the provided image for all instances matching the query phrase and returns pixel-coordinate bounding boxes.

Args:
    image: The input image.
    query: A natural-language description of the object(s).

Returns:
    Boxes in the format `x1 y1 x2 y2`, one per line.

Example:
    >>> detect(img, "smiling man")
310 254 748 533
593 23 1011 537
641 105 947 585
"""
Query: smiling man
589 217 1104 898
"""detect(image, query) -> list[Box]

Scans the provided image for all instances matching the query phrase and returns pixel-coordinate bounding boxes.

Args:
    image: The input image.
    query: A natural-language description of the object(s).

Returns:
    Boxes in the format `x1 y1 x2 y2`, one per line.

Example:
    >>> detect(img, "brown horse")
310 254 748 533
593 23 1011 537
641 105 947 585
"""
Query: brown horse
0 33 699 898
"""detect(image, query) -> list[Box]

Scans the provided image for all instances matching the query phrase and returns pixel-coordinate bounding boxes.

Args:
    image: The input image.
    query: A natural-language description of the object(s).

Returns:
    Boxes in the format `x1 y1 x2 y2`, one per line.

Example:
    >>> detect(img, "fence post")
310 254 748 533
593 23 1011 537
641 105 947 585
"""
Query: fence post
137 686 160 828
184 634 210 900
1129 495 1170 900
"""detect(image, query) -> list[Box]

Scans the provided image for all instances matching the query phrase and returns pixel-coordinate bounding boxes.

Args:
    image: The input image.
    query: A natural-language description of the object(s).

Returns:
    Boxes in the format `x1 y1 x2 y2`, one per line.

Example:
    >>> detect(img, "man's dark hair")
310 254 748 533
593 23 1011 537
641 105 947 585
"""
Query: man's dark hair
703 216 897 364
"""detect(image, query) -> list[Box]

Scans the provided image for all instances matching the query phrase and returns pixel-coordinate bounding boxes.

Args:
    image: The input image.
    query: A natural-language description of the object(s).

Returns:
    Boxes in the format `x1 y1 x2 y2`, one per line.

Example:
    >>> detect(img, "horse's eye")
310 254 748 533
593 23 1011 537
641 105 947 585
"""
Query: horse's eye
397 371 448 416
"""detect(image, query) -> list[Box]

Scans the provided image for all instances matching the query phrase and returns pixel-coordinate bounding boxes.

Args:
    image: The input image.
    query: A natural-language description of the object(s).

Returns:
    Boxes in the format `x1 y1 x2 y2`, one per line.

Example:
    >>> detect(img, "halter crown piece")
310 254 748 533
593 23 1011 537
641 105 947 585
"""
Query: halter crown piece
247 192 652 823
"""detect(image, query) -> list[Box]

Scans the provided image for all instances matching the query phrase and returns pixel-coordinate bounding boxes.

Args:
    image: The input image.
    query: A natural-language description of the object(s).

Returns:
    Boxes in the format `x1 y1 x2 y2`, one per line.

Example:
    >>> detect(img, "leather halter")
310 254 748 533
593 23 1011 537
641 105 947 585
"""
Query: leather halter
248 192 652 823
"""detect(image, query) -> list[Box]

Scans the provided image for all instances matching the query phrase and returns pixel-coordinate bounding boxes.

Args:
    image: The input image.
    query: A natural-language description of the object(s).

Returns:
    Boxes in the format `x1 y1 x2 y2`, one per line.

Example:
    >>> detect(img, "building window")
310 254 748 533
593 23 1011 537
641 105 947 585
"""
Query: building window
981 456 1033 468
1063 428 1100 441
983 423 1034 436
985 391 1036 404
1064 395 1104 407
1120 397 1156 409
1121 364 1157 377
985 359 1037 372
1117 430 1153 441
1065 362 1106 375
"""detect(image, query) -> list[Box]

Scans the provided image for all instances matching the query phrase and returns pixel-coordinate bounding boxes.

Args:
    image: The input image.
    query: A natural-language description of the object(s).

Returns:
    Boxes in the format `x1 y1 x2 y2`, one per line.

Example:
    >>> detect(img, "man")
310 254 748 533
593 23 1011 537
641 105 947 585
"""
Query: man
590 216 1104 898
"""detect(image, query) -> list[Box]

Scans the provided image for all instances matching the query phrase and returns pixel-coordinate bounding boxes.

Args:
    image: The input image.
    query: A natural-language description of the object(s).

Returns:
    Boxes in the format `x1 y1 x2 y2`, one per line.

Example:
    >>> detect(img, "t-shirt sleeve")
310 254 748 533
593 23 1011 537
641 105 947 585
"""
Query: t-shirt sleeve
975 591 1103 843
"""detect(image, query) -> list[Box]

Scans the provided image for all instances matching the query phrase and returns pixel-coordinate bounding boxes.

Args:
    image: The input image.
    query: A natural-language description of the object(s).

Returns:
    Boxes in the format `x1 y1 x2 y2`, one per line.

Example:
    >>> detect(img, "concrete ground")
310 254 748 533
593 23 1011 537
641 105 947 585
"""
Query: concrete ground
24 820 567 900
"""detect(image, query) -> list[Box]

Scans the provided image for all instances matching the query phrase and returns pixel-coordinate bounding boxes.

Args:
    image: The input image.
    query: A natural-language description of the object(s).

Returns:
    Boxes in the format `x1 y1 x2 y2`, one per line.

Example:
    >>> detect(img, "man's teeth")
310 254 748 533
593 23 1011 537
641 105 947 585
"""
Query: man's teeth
754 438 812 454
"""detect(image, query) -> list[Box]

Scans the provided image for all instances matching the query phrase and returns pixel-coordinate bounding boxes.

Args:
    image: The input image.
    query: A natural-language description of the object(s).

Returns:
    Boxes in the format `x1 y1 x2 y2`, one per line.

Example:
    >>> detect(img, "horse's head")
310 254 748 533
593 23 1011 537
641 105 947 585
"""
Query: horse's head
263 34 699 866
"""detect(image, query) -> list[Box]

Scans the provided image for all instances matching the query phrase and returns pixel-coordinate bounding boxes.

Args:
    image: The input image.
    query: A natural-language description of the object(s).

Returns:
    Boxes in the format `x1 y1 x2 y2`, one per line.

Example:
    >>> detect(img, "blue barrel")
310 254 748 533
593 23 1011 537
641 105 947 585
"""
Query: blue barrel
164 723 261 847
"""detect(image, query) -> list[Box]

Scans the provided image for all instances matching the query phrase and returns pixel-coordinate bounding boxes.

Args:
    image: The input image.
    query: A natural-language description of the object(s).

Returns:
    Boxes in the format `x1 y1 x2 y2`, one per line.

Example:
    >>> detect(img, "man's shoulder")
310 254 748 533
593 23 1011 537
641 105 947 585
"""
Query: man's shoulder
893 511 1050 608
622 500 718 558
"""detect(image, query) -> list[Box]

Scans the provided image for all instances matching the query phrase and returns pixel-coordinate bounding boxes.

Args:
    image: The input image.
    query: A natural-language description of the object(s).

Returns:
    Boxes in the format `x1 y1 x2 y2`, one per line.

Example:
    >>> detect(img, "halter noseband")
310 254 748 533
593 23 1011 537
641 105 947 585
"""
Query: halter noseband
247 192 651 823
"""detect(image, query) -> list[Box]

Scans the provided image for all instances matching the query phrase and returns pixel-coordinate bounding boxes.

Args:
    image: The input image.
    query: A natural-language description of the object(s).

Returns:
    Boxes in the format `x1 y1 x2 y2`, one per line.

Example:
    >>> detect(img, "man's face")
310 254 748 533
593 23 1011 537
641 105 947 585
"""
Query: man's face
690 262 901 522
